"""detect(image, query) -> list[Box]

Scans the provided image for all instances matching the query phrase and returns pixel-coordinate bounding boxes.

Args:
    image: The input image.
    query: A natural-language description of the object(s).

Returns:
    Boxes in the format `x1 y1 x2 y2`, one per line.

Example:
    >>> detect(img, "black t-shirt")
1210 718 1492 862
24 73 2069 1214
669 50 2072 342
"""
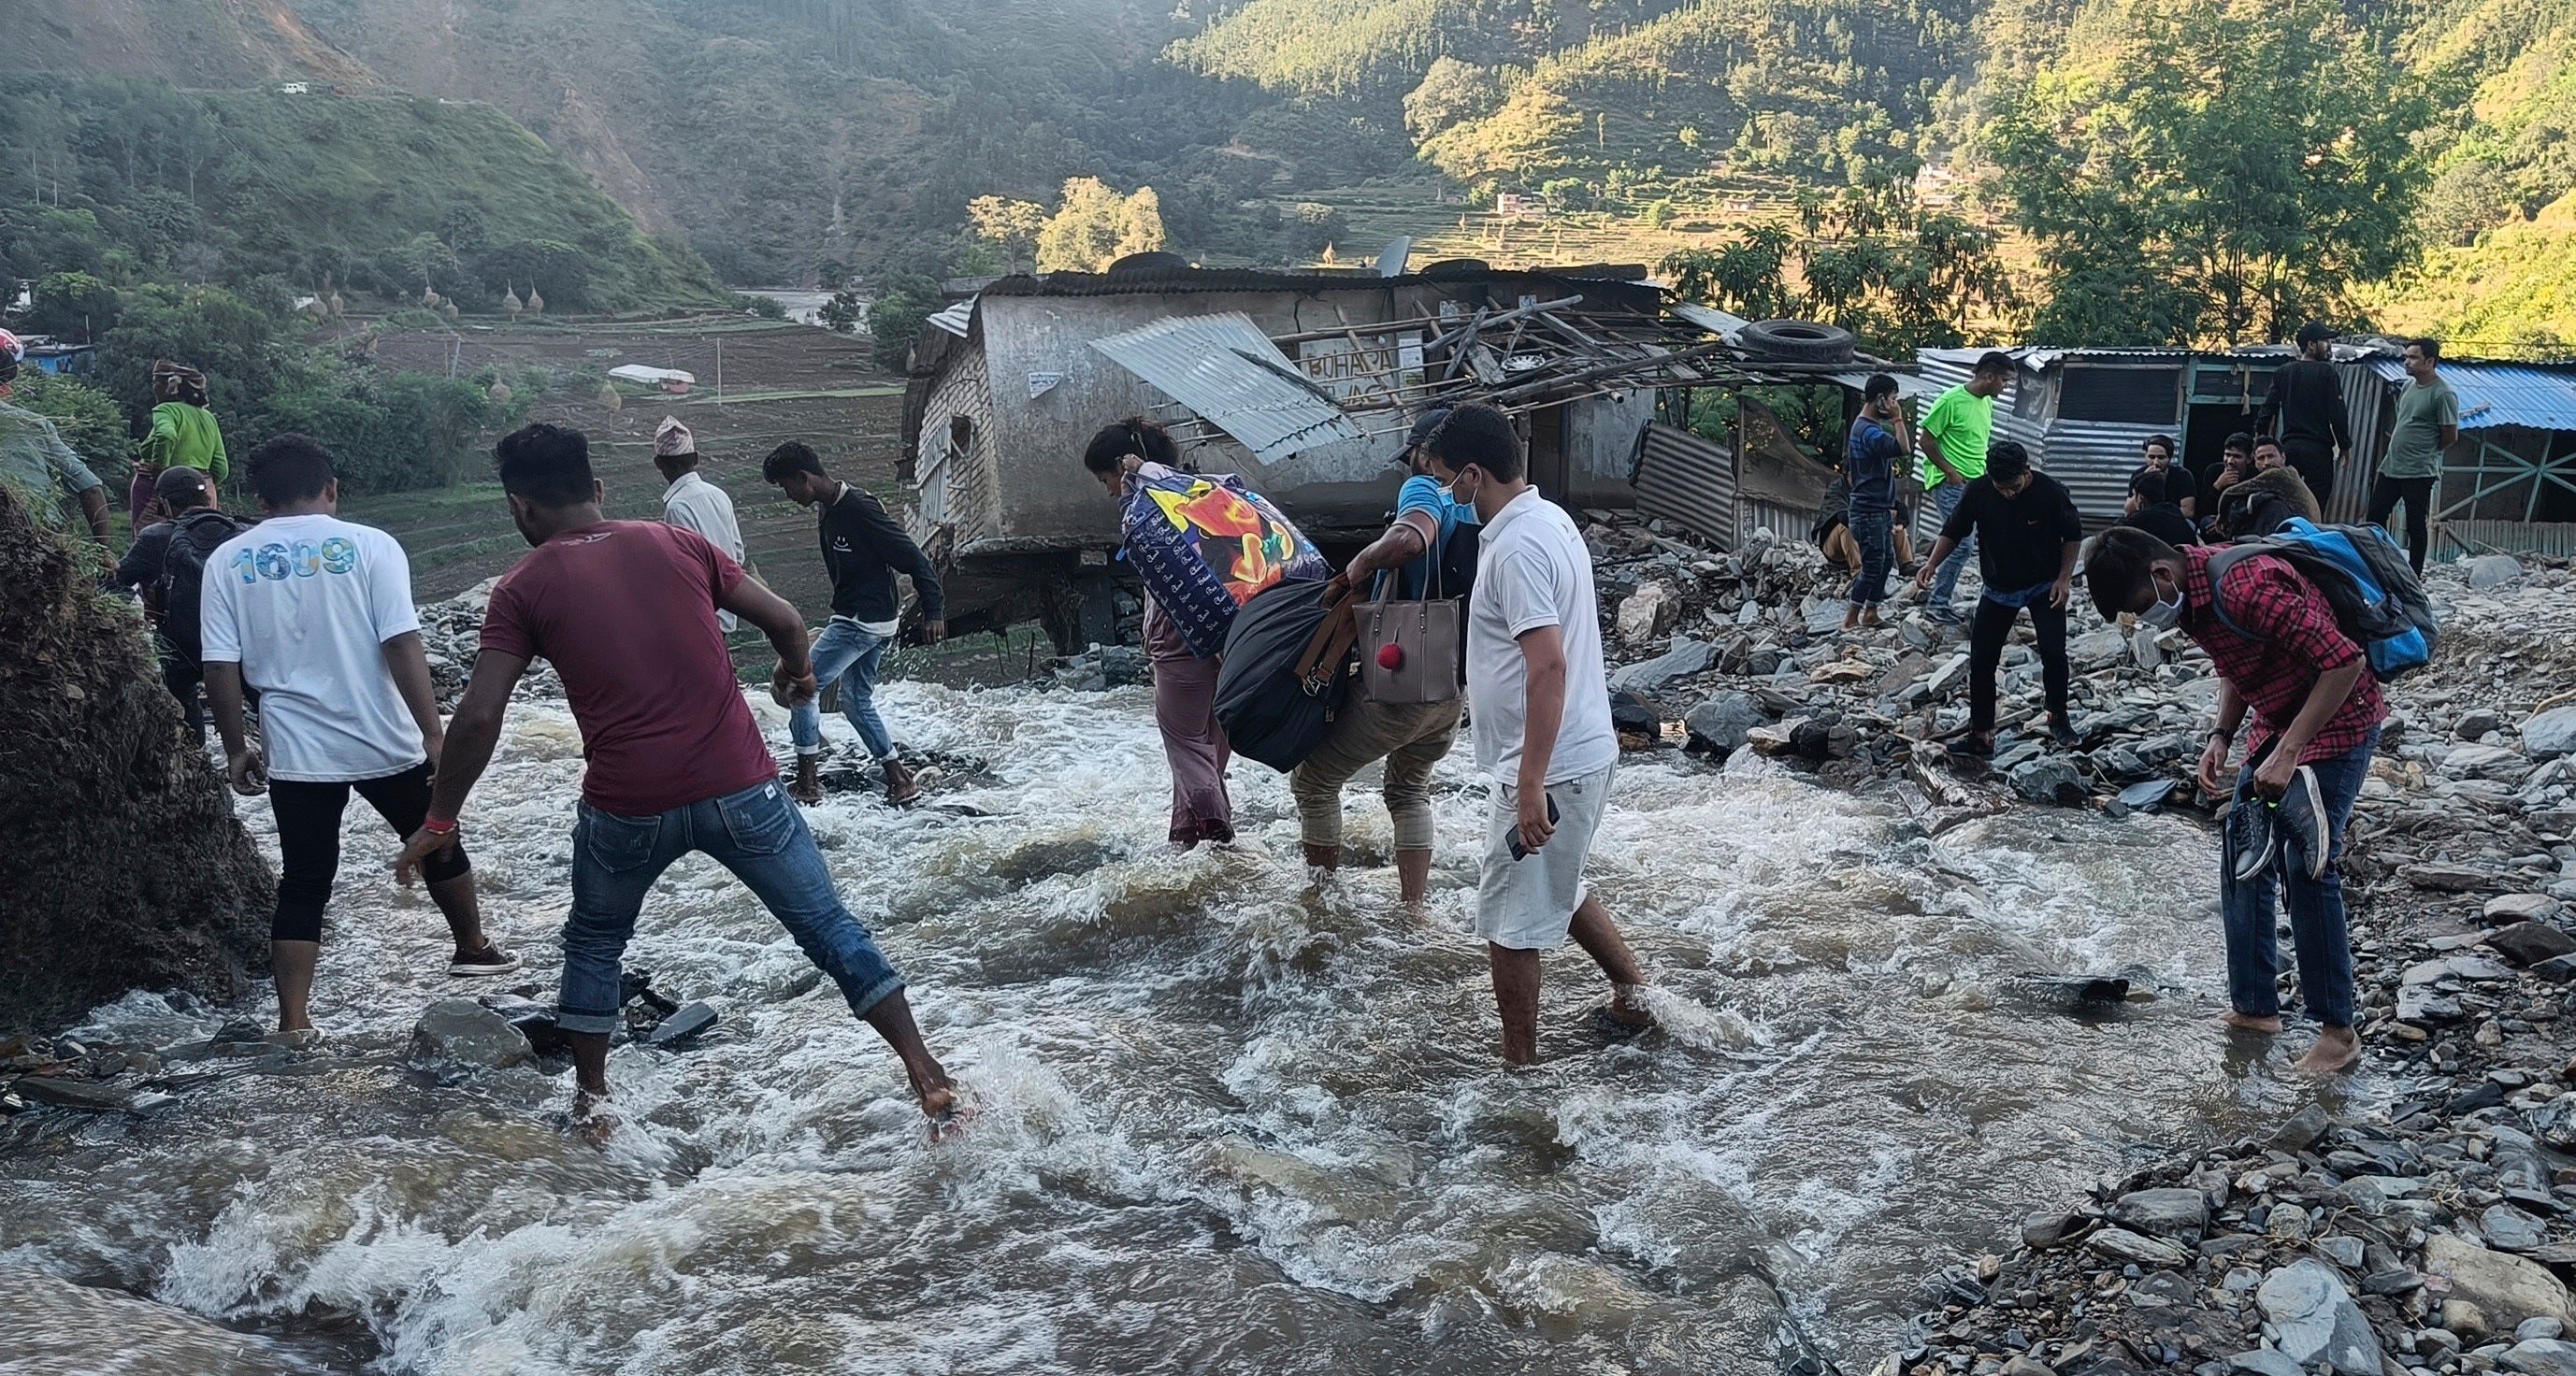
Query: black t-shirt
2130 464 2195 509
1941 471 2085 595
2121 506 2200 548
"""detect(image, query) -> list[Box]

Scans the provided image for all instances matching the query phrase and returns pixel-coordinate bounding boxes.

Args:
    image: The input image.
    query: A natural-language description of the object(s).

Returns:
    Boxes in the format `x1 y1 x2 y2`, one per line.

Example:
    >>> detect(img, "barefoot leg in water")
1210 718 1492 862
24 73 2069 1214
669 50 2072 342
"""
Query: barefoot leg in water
567 1030 618 1144
2219 1010 2284 1034
273 939 320 1033
2295 1025 2361 1073
1569 896 1652 1026
1488 943 1543 1065
861 991 956 1118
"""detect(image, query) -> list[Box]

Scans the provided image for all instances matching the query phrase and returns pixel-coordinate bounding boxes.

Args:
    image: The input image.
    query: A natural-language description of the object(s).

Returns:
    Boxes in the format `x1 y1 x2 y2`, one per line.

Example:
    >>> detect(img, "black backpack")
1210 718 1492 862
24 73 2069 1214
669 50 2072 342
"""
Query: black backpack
1213 579 1356 773
156 509 247 666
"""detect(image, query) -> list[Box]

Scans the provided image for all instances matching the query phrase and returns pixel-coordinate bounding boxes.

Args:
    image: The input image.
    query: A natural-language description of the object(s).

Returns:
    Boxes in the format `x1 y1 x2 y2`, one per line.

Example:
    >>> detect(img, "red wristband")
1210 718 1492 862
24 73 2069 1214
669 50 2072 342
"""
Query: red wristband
423 814 458 836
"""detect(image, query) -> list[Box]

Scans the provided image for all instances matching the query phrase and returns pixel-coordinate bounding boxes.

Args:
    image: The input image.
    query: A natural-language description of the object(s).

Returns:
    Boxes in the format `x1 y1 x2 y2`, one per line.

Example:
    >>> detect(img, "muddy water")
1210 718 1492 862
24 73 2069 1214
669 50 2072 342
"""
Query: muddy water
1 683 2344 1374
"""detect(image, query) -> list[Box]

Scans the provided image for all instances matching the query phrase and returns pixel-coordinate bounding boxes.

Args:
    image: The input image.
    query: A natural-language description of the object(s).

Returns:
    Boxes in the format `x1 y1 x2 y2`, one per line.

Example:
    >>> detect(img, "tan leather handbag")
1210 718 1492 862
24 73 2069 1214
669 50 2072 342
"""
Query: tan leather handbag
1356 555 1463 705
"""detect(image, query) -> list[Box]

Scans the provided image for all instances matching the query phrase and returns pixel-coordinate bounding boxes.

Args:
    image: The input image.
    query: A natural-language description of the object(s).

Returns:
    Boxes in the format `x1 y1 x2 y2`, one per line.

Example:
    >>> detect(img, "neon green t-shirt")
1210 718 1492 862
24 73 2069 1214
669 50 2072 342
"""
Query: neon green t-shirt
1917 384 1993 489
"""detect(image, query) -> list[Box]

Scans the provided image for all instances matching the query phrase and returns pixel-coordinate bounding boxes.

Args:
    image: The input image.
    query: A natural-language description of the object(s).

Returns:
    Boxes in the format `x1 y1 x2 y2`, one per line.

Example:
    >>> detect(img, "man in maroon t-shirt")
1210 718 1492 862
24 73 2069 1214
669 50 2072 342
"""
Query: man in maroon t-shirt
395 423 956 1137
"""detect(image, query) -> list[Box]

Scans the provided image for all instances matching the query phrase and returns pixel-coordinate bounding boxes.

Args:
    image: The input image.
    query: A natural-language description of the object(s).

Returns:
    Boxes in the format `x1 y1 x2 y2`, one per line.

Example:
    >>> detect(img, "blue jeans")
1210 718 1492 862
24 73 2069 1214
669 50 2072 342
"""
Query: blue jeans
2220 728 2378 1029
1846 505 1895 609
789 619 895 760
558 778 905 1034
1927 482 1975 607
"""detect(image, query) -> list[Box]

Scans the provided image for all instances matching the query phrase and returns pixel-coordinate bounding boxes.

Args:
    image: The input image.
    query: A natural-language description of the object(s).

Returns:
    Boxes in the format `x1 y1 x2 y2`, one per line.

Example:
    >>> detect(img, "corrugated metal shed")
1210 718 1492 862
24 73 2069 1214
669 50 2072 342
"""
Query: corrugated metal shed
2441 519 2576 561
2365 360 2576 432
1916 348 2197 529
1089 312 1366 461
1633 422 1736 550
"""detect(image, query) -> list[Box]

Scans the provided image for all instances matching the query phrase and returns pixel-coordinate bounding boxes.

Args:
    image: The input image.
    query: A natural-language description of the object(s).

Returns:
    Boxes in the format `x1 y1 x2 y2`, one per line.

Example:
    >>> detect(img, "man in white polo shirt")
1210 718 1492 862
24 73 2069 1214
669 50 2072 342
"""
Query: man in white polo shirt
1418 405 1651 1064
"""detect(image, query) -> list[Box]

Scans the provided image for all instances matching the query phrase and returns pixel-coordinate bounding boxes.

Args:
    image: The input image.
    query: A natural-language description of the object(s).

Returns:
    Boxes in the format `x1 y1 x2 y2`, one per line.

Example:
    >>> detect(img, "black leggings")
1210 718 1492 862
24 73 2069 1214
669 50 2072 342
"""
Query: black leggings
268 761 469 942
1969 598 2070 732
2367 474 2436 574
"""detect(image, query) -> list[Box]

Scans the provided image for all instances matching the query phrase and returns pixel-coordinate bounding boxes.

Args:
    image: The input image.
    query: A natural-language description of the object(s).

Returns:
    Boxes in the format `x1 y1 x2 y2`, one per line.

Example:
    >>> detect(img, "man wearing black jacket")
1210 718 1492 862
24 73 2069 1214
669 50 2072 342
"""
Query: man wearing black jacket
1912 441 2084 755
2256 322 2352 506
110 466 247 735
763 442 946 805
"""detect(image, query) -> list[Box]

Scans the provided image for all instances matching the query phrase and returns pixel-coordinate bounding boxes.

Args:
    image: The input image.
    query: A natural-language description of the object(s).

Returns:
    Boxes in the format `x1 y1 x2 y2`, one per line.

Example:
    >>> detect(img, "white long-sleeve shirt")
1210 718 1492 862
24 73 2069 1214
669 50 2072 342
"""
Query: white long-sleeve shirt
662 470 745 631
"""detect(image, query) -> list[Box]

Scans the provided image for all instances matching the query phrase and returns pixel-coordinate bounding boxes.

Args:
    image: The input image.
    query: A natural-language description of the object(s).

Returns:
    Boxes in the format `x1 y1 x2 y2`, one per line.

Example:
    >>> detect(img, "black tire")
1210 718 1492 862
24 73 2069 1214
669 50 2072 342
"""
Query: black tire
1738 318 1856 364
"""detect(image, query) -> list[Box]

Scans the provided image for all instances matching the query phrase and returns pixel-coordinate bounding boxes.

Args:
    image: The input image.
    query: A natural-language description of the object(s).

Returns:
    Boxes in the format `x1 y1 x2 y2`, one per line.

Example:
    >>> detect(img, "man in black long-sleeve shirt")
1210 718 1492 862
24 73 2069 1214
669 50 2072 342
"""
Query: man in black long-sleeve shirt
1912 441 2084 756
763 441 946 805
2255 322 2352 507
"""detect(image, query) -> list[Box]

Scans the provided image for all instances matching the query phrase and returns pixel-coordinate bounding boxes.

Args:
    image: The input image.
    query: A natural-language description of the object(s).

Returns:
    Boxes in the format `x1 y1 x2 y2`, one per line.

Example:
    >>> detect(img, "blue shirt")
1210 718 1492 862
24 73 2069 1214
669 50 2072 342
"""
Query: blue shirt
1392 474 1479 599
1846 413 1903 512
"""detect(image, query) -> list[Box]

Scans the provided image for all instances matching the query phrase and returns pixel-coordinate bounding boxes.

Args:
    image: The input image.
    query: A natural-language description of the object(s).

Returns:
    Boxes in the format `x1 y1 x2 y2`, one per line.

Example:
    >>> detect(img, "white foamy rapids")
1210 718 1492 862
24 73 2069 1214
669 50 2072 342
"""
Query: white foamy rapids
0 681 2367 1372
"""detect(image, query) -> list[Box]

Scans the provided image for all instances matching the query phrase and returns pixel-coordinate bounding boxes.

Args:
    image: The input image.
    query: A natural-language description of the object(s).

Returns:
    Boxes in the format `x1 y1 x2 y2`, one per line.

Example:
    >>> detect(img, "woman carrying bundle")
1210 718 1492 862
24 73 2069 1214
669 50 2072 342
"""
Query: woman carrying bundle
136 361 227 531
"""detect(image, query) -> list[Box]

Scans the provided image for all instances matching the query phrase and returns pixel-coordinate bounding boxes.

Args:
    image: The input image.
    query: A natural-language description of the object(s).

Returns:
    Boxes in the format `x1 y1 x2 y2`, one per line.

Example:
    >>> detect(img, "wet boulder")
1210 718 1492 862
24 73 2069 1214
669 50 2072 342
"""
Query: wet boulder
2010 758 2084 806
2467 553 2526 589
2256 1259 2378 1370
2424 1232 2576 1328
1608 638 1716 692
2112 1187 2209 1240
2526 707 2576 760
410 998 534 1073
1684 692 1764 754
2487 922 2576 968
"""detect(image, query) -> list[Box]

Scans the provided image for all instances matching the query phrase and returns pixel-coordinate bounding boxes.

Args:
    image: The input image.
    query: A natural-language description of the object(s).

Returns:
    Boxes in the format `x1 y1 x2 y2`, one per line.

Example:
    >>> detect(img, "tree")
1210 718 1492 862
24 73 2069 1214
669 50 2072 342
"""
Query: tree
1403 58 1505 142
818 289 866 336
1034 178 1165 273
1660 187 2021 355
24 271 121 342
868 275 943 372
1982 0 2435 346
7 371 132 478
966 195 1047 274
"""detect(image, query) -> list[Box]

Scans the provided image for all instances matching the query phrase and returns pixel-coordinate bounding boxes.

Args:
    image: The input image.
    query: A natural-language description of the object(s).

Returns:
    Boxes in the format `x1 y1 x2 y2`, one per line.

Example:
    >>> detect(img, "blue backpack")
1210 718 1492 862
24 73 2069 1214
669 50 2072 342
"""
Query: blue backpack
2202 519 2439 681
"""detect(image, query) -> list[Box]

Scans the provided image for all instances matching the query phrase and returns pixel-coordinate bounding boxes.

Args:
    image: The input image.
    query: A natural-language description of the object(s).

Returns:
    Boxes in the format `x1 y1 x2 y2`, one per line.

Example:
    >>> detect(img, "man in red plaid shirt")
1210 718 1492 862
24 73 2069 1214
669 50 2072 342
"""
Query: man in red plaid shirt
2087 525 2386 1073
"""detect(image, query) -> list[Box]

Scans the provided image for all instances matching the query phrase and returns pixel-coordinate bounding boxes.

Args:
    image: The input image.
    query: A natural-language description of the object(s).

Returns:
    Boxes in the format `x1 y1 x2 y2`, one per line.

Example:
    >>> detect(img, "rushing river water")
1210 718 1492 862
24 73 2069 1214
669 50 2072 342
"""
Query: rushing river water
0 681 2348 1374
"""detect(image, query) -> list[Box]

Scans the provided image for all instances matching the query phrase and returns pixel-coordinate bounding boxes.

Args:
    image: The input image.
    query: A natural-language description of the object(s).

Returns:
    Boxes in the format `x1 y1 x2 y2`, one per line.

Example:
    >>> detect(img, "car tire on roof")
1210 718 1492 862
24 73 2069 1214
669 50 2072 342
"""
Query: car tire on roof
1738 319 1856 365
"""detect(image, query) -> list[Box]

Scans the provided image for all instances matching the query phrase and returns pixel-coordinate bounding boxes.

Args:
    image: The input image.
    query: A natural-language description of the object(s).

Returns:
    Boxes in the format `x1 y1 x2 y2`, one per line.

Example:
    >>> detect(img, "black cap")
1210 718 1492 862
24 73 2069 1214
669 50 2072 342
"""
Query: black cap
1404 408 1454 452
2295 321 2336 348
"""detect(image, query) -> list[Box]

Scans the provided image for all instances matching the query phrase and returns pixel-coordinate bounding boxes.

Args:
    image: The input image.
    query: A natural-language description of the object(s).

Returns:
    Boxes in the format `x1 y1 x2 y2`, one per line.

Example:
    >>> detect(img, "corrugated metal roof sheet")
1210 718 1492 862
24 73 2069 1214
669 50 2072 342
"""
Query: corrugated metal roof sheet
983 264 1653 298
1090 312 1365 461
1634 421 1736 550
923 301 973 337
2366 360 2576 432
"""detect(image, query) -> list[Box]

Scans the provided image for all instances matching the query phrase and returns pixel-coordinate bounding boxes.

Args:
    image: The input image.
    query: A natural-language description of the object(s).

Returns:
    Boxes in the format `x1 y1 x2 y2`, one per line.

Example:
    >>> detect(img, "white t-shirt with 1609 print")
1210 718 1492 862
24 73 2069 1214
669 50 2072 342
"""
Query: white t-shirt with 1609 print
198 513 427 782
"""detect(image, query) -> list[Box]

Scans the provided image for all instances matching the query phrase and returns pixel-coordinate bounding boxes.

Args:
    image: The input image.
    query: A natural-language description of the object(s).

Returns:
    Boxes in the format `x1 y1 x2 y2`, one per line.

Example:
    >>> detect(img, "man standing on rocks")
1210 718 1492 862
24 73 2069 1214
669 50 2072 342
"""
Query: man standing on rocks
762 441 945 806
1292 408 1475 903
2085 524 2385 1073
110 466 246 736
396 423 957 1136
1913 351 2014 624
1417 404 1651 1062
1843 374 1907 631
201 435 518 1044
2367 337 2459 577
1912 440 2083 754
2256 322 2352 507
654 417 745 633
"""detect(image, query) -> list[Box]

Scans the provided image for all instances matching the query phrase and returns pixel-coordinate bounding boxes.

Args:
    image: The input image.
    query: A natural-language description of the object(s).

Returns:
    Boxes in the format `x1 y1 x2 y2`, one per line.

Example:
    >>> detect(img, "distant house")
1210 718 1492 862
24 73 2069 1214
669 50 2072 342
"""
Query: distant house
606 364 695 394
1495 193 1548 222
279 82 311 95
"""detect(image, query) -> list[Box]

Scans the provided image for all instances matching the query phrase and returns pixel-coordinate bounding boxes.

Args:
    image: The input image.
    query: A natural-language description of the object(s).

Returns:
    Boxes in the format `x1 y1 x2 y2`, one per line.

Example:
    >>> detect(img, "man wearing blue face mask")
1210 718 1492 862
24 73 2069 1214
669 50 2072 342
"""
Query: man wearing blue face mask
2085 525 2385 1075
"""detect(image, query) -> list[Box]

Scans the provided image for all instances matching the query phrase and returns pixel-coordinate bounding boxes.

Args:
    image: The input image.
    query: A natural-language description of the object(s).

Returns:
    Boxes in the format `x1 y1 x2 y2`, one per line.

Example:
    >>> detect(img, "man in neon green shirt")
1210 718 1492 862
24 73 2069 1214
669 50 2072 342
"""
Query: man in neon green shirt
1914 351 2013 624
137 361 227 531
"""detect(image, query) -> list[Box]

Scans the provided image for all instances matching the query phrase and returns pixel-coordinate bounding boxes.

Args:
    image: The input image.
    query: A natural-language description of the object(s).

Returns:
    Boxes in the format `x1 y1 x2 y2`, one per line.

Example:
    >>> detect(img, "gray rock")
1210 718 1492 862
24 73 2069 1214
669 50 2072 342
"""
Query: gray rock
2257 1258 2381 1370
2460 710 2507 739
1608 638 1718 691
2490 894 2569 925
1999 1357 2054 1376
2011 758 2085 806
2115 1187 2213 1240
409 998 534 1072
2088 1226 2189 1268
2132 626 2166 670
11 1077 148 1112
2505 1340 2576 1376
1684 692 1766 754
2468 554 2526 590
2526 708 2576 761
2425 1233 2576 1328
2070 628 2128 669
2319 1235 2367 1269
2023 1210 2085 1249
1925 652 1970 697
2118 778 2180 812
2489 922 2576 968
2448 744 2534 781
2224 1352 2305 1376
641 999 719 1048
2531 954 2576 984
2489 1205 2552 1254
2523 1321 2570 1343
2273 1103 2333 1152
2396 985 2466 1025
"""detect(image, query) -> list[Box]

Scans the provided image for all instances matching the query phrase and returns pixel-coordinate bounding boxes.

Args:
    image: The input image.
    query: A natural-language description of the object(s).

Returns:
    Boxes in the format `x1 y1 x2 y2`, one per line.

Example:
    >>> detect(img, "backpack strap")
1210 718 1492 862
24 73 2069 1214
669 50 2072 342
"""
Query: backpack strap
2199 543 2270 642
1294 580 1360 690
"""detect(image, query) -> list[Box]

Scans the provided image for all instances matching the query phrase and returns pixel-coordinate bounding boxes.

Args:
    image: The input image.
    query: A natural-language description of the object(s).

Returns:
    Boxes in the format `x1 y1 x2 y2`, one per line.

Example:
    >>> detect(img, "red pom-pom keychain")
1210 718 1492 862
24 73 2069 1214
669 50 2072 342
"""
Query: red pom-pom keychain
1377 643 1404 670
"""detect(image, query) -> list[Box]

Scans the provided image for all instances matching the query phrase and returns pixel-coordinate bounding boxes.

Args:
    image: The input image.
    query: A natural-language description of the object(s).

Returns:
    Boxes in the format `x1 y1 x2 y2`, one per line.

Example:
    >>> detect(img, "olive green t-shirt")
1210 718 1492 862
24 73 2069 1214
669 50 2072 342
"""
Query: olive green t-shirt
1917 383 1993 490
2381 376 2458 480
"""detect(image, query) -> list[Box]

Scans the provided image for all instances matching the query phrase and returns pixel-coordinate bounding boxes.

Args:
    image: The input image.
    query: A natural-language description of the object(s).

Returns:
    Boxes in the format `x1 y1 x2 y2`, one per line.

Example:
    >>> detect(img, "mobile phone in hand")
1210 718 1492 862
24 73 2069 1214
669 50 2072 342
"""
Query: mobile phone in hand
1508 793 1561 862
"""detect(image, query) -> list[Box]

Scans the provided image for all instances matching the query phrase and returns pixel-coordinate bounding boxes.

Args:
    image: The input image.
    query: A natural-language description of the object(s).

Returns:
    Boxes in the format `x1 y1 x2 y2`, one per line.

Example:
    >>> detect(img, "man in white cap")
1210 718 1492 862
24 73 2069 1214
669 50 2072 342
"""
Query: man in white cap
655 416 746 631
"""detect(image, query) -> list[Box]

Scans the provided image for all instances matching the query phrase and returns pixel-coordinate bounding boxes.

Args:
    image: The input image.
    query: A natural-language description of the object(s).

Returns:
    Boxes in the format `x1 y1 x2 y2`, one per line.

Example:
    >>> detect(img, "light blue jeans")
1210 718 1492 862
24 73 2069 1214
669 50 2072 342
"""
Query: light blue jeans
1927 482 1976 608
789 618 895 760
557 778 905 1034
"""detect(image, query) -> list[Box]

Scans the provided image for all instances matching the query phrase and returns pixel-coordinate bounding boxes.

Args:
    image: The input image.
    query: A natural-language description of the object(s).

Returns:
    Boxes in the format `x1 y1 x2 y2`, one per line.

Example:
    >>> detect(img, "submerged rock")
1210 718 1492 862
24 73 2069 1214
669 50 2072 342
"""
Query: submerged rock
410 998 534 1073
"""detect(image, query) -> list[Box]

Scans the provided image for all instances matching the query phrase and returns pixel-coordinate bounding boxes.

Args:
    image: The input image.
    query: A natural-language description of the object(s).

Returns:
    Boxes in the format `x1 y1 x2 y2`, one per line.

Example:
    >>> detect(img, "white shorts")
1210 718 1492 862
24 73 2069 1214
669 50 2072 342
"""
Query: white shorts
1475 764 1616 950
